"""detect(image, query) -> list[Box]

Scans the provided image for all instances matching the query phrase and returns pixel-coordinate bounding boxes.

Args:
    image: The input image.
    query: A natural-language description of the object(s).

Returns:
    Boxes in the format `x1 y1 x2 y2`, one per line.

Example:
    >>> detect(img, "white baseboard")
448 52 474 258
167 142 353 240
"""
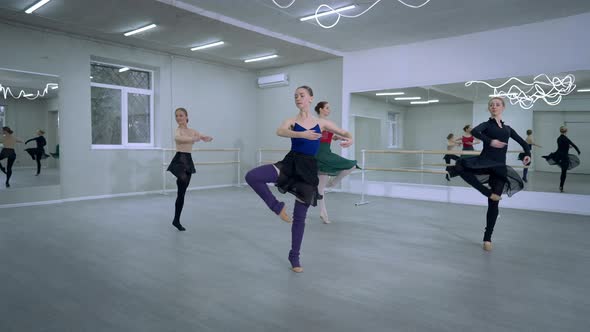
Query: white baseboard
346 179 590 216
0 183 241 209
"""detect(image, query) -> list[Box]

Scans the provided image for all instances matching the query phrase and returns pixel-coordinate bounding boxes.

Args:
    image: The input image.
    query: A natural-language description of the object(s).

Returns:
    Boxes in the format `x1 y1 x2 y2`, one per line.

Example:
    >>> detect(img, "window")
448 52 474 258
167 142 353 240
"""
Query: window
90 62 154 148
0 105 5 128
387 111 400 148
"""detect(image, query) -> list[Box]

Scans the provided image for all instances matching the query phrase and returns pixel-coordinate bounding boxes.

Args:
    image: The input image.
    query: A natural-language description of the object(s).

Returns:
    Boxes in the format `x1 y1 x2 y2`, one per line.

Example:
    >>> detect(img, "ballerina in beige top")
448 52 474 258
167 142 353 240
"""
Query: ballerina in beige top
1 126 23 187
167 108 213 231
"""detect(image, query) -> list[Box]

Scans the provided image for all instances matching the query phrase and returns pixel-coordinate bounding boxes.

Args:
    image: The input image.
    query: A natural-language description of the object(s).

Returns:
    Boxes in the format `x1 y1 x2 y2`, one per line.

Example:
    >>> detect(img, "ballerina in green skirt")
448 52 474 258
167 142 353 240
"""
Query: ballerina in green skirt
314 101 357 224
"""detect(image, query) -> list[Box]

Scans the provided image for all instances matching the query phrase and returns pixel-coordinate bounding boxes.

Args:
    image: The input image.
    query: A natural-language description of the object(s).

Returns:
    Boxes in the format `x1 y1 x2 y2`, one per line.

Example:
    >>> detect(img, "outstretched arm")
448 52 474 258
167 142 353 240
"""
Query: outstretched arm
565 136 581 154
319 118 353 147
194 130 213 142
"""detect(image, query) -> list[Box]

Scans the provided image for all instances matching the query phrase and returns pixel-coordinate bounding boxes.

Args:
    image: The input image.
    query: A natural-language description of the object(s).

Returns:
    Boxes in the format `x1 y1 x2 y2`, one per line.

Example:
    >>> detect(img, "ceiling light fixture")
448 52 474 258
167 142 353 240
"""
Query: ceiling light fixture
274 0 431 29
244 55 278 63
376 92 404 96
395 97 421 100
25 0 52 14
118 67 130 73
1 83 58 100
124 24 157 37
299 5 356 22
191 41 225 51
411 99 439 104
577 88 590 92
466 74 576 109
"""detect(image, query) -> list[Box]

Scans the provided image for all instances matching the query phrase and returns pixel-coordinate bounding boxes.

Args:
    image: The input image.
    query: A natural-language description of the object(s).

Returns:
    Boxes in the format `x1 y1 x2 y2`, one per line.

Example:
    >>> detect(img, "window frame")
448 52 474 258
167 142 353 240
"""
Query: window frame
387 111 400 149
90 61 154 149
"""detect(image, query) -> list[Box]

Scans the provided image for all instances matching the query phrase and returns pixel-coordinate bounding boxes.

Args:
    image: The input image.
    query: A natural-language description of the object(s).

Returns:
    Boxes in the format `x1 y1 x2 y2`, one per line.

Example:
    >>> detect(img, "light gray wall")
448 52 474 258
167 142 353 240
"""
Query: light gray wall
0 22 257 201
255 58 343 163
404 103 472 150
349 94 406 167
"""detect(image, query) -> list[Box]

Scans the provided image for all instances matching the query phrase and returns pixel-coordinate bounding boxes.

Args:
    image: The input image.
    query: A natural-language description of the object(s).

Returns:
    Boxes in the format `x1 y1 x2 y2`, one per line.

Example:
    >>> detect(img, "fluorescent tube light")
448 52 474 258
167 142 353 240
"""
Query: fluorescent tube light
124 24 157 36
395 97 421 100
244 55 278 63
191 41 225 51
25 0 52 14
376 92 405 96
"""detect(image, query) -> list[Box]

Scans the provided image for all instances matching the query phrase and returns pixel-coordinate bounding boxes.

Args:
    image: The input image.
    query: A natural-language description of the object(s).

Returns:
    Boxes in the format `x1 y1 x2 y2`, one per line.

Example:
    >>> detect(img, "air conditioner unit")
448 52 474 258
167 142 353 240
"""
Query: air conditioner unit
257 73 289 88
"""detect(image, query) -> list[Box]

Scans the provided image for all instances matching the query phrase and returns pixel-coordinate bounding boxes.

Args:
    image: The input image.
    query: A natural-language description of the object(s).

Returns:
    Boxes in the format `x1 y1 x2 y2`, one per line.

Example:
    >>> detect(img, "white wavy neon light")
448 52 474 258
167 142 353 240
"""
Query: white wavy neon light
272 0 431 28
465 74 576 110
0 83 58 100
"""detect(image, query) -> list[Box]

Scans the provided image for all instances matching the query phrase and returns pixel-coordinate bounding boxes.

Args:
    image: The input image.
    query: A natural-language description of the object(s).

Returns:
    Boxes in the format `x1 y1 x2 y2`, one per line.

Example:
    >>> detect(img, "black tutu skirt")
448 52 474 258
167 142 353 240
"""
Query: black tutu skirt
448 157 524 197
275 150 320 206
167 152 196 177
25 147 48 160
542 153 580 170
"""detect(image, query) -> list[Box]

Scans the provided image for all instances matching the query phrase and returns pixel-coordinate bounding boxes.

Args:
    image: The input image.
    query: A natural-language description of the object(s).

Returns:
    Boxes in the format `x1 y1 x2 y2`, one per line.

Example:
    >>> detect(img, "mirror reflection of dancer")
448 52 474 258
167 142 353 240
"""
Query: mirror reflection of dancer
542 126 581 192
462 124 481 151
167 108 213 231
314 101 356 224
518 129 541 183
447 98 530 251
0 126 22 188
443 133 462 181
245 86 352 273
25 129 49 176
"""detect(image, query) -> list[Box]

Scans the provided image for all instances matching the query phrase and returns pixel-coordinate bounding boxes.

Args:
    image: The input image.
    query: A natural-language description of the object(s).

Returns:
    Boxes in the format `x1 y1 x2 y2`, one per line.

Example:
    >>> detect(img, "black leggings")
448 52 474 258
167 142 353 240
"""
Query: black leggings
174 172 192 222
0 149 16 185
559 162 569 189
459 171 506 242
34 150 43 175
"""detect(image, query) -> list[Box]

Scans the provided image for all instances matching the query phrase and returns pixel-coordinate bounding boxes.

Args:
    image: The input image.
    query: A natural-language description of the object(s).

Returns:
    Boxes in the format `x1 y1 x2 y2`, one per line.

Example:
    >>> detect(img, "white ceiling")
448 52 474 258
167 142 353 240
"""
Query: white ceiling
0 0 338 70
1 1 589 70
0 0 590 70
172 0 590 51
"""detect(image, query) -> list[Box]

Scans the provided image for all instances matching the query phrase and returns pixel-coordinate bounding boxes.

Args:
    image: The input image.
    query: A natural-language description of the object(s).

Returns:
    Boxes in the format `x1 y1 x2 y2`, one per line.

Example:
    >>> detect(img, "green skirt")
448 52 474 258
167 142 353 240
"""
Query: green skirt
315 143 358 176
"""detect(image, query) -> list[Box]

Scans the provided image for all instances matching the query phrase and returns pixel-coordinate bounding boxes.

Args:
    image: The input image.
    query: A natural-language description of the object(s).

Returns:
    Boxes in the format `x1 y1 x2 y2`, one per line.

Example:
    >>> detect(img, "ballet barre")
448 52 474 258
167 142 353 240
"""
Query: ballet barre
355 149 526 206
257 148 289 166
160 148 241 193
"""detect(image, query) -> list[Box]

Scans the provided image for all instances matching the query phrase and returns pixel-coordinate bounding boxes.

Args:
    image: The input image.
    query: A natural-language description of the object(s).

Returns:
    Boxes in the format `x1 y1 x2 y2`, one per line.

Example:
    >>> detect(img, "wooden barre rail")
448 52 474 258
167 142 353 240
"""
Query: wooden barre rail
161 148 240 152
364 167 448 175
163 161 239 166
258 148 289 152
424 163 529 168
361 149 523 155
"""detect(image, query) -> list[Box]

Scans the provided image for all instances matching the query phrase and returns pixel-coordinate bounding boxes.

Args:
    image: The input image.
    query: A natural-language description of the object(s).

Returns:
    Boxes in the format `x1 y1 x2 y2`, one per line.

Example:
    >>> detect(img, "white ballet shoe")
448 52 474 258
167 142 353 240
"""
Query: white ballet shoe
320 214 331 224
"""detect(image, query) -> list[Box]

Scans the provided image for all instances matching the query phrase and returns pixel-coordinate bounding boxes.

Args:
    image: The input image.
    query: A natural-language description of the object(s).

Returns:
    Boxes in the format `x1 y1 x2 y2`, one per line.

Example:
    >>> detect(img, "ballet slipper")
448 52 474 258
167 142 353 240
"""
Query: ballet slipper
483 241 493 251
489 193 501 201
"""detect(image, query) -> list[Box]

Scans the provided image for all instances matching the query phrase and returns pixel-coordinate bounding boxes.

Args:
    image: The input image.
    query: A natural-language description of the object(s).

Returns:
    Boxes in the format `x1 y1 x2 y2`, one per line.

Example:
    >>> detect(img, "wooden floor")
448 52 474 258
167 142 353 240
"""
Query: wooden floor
0 187 588 331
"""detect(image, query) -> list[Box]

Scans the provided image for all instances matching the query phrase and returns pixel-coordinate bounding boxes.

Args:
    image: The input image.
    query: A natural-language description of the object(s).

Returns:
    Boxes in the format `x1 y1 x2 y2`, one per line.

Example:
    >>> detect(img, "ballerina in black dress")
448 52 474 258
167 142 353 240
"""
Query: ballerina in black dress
448 97 531 251
24 129 49 176
542 126 581 192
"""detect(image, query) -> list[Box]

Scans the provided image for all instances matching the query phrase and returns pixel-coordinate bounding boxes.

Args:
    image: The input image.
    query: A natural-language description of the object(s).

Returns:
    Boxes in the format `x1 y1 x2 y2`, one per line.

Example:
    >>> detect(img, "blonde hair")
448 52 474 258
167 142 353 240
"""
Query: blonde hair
560 126 567 134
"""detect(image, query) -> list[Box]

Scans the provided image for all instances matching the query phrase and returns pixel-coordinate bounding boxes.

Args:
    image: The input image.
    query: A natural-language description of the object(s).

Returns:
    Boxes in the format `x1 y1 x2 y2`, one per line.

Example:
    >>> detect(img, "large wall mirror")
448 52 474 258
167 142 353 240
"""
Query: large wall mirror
349 70 589 196
0 68 60 204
